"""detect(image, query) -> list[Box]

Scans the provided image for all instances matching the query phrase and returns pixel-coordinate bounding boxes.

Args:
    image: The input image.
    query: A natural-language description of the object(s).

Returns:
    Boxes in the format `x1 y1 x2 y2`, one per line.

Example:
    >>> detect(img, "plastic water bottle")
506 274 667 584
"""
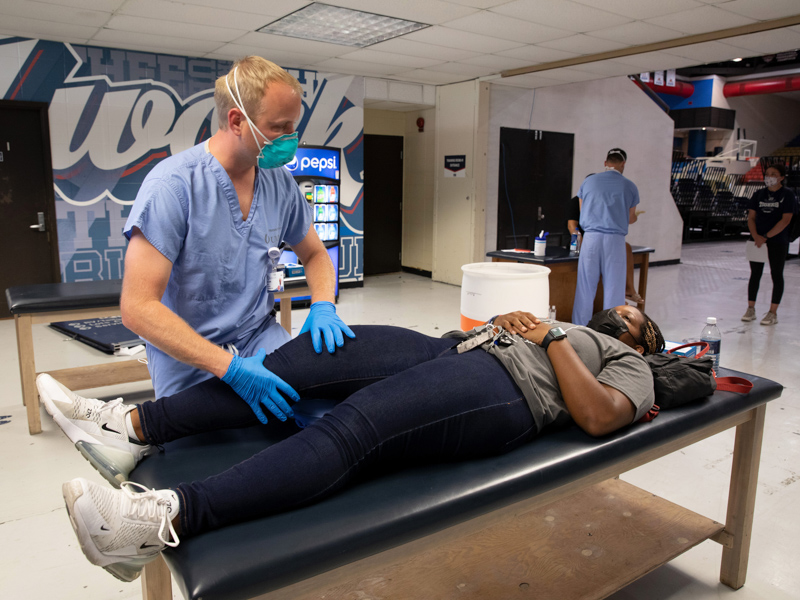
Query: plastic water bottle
700 317 722 369
549 305 557 321
570 233 578 254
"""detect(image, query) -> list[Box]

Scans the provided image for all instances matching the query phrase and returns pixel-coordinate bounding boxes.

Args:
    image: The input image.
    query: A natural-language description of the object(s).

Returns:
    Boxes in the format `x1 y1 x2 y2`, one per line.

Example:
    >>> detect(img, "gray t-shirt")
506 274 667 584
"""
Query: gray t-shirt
484 322 654 433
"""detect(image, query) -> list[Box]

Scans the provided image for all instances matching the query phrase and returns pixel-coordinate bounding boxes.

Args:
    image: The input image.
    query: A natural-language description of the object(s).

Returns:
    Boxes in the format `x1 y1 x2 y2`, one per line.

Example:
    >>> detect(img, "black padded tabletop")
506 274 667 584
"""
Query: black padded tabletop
487 245 655 265
130 369 782 600
6 280 122 314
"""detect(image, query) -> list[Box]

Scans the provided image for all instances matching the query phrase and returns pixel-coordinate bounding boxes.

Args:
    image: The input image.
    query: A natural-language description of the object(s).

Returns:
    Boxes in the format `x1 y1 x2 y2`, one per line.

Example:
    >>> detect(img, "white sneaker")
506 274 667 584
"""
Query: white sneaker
62 478 179 582
37 373 156 487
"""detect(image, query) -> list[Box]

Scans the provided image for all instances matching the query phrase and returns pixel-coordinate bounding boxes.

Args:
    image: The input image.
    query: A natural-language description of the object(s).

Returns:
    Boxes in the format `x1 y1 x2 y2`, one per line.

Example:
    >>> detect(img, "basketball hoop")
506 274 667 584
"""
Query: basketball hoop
748 157 758 167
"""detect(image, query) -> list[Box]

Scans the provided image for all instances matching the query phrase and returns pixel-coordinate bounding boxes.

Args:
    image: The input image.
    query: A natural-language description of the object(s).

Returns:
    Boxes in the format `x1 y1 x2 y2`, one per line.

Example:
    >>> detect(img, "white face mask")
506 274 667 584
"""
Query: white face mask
764 176 779 187
604 165 618 172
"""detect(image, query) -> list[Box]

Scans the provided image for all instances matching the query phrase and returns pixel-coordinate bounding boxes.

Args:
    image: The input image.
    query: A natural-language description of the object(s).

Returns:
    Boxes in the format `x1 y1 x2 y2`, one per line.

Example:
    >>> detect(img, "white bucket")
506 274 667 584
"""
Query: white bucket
460 262 550 330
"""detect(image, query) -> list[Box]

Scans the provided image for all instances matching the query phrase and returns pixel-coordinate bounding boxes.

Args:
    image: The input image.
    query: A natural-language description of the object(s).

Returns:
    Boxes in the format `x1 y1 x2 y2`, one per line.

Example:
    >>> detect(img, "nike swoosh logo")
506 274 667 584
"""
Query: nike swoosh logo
100 525 109 531
140 542 160 549
101 423 121 434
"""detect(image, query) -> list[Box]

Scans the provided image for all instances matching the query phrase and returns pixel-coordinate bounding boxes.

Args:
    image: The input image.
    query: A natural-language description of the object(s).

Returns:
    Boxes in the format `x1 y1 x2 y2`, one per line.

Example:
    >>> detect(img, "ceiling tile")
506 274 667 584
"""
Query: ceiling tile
422 62 496 77
339 49 446 69
232 32 357 58
645 6 757 35
104 15 246 42
589 21 686 45
117 0 265 30
440 0 511 8
315 57 408 76
571 0 705 20
496 45 581 63
442 11 574 44
0 16 98 43
321 0 479 25
723 29 800 54
716 0 800 20
4 1 111 27
404 25 525 53
662 40 751 63
458 54 540 70
537 34 628 54
614 51 701 70
35 0 124 9
391 69 471 84
205 44 327 69
175 0 308 18
368 38 481 62
494 72 567 88
91 28 222 53
490 0 633 33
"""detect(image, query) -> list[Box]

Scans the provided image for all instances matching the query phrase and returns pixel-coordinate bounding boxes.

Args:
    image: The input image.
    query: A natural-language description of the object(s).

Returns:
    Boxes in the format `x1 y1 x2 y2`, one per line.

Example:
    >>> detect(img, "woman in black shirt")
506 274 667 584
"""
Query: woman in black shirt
742 164 797 326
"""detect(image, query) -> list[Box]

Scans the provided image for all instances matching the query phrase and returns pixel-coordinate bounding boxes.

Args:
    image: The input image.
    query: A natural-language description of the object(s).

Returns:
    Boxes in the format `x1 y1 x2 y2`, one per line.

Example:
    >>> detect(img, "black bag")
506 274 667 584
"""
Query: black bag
644 351 717 410
639 342 752 421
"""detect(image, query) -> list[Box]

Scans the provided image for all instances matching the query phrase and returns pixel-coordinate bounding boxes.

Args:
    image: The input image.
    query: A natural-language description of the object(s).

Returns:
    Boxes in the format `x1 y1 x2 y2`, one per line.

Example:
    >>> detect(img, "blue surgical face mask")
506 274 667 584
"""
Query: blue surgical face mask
225 67 299 169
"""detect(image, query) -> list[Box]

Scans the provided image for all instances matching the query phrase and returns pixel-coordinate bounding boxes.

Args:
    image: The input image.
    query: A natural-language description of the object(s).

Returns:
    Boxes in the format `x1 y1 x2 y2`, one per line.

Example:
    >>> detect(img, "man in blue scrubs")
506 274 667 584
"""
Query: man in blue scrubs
572 148 640 326
121 56 353 425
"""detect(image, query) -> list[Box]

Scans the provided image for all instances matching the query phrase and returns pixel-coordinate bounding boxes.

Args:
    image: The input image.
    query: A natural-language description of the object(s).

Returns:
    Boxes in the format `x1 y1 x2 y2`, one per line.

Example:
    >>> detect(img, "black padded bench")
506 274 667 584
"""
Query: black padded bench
130 368 782 600
7 281 310 435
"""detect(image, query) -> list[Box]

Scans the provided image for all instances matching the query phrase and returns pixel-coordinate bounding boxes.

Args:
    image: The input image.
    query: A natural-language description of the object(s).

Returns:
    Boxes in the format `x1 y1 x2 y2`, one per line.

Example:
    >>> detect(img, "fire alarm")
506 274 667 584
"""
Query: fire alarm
416 117 425 132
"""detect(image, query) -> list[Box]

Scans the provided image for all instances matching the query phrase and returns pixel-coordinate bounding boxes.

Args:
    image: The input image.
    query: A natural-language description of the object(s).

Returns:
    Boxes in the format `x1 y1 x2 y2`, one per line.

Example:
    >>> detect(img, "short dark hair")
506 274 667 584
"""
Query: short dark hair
606 148 627 163
766 163 786 178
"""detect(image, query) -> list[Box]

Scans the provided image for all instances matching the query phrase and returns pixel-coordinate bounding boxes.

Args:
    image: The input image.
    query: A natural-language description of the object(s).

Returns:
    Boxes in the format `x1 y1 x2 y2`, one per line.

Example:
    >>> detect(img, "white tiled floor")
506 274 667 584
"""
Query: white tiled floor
1 240 798 599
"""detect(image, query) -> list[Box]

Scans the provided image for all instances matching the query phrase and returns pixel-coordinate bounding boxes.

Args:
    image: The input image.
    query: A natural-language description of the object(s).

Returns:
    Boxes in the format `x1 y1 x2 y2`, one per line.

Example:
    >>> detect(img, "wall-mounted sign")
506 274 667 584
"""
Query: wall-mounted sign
640 72 650 82
666 69 676 87
654 71 665 86
444 155 466 177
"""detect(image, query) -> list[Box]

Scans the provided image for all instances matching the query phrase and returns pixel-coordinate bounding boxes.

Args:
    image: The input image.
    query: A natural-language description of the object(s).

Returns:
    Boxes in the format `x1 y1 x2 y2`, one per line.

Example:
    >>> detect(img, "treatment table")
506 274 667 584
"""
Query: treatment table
130 367 782 600
7 280 310 435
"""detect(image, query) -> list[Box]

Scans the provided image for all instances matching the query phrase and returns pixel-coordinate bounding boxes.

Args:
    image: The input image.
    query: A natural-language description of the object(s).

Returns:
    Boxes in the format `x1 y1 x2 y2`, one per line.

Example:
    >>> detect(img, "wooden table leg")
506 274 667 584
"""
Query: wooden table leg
719 403 766 589
279 301 292 334
141 555 172 600
15 314 41 434
637 254 649 312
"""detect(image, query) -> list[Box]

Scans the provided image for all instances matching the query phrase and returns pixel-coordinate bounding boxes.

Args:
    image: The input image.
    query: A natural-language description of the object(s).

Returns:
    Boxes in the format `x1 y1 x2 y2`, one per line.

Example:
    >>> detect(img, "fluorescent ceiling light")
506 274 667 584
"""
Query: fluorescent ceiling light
258 3 429 48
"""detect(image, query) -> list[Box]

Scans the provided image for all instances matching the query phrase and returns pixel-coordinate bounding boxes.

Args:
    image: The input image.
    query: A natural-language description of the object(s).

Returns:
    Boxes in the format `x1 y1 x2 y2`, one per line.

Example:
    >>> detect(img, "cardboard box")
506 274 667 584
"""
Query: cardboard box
664 341 698 358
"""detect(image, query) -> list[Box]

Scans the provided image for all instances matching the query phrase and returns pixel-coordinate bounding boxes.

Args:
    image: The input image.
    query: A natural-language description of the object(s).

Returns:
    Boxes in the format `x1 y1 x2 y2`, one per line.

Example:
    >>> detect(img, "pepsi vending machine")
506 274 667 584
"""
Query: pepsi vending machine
280 145 340 301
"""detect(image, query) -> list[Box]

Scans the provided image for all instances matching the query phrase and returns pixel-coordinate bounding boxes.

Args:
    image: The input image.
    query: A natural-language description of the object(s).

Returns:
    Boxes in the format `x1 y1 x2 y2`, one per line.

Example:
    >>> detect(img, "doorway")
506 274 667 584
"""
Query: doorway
363 134 403 276
497 128 575 250
0 100 60 316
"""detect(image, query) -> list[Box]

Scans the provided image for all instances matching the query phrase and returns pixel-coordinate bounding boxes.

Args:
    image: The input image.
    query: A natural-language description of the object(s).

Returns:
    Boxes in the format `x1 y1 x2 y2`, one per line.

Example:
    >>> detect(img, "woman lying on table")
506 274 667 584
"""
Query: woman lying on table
41 305 664 582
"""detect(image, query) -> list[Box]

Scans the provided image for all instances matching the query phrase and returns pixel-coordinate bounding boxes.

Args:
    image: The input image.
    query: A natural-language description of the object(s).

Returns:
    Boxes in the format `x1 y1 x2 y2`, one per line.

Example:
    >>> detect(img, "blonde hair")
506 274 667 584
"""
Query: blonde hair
214 56 303 130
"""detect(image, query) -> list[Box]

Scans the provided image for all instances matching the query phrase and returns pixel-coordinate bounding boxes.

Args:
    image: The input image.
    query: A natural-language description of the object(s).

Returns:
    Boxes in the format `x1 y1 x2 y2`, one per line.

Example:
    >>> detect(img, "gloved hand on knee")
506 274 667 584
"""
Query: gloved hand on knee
222 349 300 423
300 300 356 354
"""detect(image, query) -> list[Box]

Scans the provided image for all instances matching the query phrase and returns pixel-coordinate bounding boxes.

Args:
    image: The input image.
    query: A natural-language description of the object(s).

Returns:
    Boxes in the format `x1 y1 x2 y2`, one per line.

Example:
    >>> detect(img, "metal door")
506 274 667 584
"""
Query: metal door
363 134 404 275
0 100 60 316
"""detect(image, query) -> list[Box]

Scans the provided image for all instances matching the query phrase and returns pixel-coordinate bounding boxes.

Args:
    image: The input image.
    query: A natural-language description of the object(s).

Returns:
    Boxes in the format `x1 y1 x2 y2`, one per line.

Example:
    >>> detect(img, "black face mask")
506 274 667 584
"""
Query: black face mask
586 308 630 341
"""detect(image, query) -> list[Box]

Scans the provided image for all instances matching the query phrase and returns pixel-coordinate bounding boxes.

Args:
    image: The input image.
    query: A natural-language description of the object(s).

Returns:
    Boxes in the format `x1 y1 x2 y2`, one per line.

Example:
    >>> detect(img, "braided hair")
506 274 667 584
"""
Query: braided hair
639 311 665 355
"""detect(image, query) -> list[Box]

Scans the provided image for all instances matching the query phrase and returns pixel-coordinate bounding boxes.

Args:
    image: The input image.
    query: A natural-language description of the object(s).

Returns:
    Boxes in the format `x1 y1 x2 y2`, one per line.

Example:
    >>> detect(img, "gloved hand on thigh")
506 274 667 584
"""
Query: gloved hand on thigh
300 300 356 354
222 349 299 423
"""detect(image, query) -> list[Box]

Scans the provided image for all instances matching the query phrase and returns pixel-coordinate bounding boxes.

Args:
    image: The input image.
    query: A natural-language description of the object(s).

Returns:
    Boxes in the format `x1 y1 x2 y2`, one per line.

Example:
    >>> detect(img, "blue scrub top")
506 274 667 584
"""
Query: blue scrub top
578 170 639 235
124 141 312 395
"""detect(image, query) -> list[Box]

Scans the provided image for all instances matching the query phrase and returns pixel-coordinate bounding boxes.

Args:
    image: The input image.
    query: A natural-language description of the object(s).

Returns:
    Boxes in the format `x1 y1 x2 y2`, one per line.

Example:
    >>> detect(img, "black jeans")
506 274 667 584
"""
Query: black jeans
137 326 534 537
748 241 788 305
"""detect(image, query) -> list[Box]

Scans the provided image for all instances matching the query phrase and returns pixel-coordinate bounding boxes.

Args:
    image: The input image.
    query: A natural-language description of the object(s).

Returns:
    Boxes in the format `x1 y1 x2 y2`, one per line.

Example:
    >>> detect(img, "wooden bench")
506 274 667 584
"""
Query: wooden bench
7 281 310 435
130 367 782 600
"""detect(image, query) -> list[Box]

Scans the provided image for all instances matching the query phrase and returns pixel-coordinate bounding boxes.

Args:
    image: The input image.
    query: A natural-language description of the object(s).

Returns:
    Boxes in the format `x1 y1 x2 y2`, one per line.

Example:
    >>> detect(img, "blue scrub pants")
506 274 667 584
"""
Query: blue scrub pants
136 326 534 537
572 232 627 326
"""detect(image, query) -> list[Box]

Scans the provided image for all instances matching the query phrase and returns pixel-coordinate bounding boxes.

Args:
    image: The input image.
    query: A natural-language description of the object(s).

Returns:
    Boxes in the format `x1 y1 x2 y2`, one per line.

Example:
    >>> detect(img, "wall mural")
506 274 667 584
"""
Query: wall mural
0 36 364 283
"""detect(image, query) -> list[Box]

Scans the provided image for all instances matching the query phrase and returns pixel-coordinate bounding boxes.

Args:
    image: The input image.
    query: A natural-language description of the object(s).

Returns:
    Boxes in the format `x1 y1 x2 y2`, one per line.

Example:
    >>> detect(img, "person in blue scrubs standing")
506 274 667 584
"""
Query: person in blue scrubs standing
572 148 640 326
121 56 354 425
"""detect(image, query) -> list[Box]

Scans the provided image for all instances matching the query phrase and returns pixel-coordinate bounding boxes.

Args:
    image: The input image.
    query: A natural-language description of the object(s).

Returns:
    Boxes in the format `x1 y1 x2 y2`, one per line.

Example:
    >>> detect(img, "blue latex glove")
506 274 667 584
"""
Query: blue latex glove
221 349 300 424
300 301 356 354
